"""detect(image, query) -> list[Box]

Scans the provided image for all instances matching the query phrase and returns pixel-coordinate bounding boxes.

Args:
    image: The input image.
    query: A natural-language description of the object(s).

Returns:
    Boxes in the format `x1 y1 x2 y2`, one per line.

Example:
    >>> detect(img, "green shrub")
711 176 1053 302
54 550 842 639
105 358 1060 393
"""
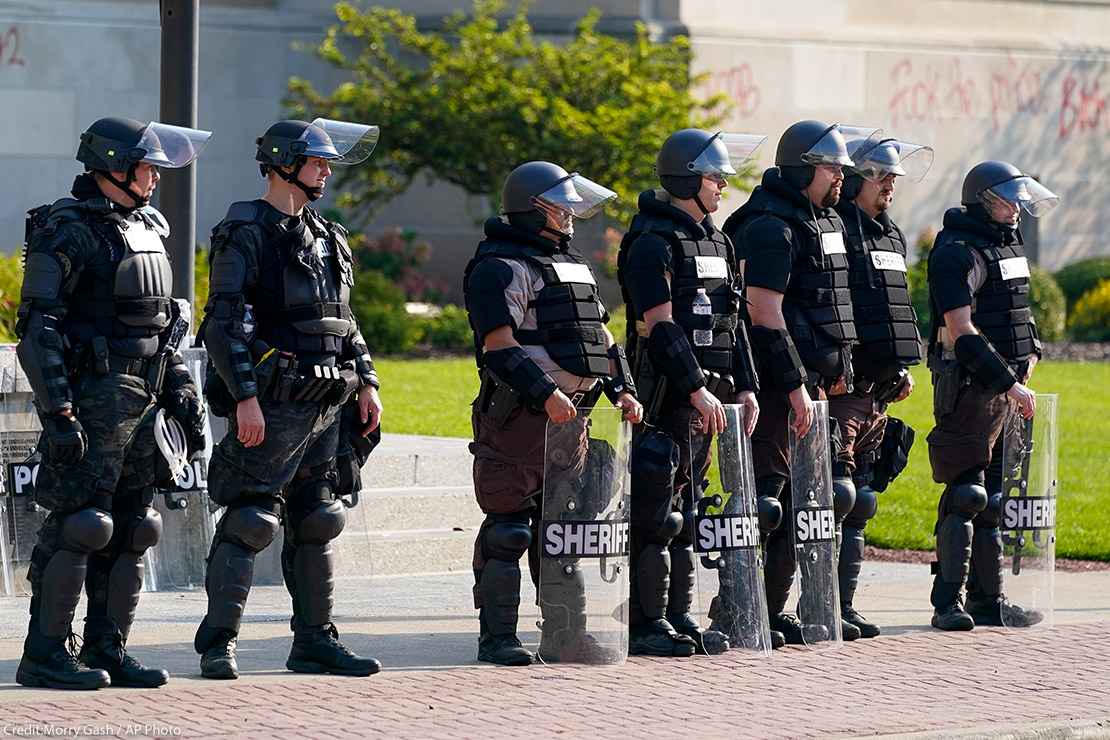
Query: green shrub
349 269 422 354
0 252 22 342
194 247 210 327
907 229 935 337
1068 279 1110 341
606 303 629 347
1029 267 1066 341
421 304 472 351
1054 257 1110 311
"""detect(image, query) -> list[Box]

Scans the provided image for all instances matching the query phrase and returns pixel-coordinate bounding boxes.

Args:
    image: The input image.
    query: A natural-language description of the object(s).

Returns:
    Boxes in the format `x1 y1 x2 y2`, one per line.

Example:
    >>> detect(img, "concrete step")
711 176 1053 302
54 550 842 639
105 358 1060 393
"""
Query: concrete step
354 485 483 532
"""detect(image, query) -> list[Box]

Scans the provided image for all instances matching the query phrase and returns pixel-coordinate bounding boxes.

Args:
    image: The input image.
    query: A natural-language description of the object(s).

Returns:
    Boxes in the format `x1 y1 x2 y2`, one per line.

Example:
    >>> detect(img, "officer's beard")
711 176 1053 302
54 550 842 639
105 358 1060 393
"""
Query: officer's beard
821 181 841 208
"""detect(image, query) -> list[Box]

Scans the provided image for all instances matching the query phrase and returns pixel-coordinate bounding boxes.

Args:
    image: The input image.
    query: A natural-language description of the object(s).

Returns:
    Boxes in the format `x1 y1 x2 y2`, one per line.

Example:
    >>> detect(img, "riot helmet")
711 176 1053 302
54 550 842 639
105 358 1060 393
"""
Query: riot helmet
843 137 933 201
257 118 379 201
77 117 212 206
961 161 1059 219
501 161 616 243
657 129 765 213
775 120 880 189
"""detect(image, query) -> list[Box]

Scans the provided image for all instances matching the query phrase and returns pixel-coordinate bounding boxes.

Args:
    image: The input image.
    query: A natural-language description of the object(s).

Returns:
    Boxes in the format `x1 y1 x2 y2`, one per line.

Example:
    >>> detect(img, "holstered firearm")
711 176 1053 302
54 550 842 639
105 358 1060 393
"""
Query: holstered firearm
477 368 524 427
631 342 668 427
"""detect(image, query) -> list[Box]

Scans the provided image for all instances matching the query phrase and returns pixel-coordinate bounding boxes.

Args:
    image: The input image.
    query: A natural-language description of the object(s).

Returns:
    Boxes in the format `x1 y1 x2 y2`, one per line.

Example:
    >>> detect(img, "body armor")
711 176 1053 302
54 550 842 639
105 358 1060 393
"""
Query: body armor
837 203 922 381
622 209 740 377
465 239 609 379
212 202 355 357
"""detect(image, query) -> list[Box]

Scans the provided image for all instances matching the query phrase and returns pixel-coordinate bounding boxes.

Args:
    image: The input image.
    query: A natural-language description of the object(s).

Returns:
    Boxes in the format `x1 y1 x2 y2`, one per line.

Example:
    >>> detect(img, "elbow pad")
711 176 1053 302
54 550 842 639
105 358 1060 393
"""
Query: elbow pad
647 321 706 397
749 326 807 393
954 333 1016 394
350 331 379 389
483 346 557 407
203 297 258 401
602 344 637 404
16 309 72 413
732 323 761 394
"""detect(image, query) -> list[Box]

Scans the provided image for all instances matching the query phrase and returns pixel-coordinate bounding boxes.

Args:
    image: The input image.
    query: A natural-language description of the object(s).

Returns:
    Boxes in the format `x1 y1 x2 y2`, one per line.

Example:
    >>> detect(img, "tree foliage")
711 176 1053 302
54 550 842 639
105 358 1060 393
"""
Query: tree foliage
287 0 732 224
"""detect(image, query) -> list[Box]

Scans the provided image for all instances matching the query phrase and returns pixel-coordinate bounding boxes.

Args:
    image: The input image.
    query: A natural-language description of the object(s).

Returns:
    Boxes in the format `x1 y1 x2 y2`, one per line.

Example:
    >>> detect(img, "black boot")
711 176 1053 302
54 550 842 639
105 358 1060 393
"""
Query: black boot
842 605 880 638
196 620 239 680
770 613 829 645
667 543 728 655
840 618 861 641
930 577 974 631
965 595 1044 628
628 543 695 657
79 622 167 688
287 623 382 676
17 628 110 691
475 559 533 666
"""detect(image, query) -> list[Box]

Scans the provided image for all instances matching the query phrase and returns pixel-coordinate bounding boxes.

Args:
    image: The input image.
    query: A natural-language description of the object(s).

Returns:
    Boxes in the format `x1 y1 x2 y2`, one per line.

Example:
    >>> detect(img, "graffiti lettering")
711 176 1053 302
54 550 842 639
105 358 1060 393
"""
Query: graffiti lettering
887 58 977 125
0 26 26 69
1059 73 1108 139
706 63 761 118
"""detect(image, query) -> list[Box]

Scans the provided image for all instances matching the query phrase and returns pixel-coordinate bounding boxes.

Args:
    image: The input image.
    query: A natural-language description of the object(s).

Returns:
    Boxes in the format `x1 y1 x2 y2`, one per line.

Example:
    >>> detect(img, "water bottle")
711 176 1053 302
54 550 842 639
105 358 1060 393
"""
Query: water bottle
692 288 713 347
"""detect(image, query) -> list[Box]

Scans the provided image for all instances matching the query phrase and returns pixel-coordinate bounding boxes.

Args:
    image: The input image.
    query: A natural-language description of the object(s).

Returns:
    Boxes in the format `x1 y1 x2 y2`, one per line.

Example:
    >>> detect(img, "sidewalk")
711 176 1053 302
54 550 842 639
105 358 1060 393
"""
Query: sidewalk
0 563 1107 738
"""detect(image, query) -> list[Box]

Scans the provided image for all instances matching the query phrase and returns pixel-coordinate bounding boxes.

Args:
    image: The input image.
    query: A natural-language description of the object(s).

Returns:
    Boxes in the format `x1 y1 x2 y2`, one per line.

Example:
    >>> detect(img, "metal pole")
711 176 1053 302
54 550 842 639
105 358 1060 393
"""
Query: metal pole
159 0 199 306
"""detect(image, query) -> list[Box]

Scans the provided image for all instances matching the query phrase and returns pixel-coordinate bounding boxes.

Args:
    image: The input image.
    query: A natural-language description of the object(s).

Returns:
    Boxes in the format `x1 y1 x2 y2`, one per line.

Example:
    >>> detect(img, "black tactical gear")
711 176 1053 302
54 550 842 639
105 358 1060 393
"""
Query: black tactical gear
465 217 611 379
725 168 856 384
961 161 1024 206
256 119 378 201
835 201 923 381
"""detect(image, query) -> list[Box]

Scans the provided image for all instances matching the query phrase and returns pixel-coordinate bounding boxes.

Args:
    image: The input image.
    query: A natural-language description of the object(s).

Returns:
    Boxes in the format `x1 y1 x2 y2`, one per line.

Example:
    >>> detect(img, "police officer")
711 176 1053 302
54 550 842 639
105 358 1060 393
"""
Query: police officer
830 137 933 638
926 161 1058 631
617 129 762 656
464 161 642 666
15 117 211 689
723 120 869 645
195 118 383 678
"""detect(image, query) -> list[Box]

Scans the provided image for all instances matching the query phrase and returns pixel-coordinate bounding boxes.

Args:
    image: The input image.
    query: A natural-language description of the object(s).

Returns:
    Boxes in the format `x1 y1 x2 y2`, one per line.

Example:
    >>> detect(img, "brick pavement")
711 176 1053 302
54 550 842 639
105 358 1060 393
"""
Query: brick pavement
0 622 1107 739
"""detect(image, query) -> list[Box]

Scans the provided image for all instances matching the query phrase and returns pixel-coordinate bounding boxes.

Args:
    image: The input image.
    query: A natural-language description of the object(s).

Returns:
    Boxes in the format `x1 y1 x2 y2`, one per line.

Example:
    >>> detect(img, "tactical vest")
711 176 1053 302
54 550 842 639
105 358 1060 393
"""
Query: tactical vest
213 202 355 356
842 211 922 377
57 203 174 341
465 240 609 378
624 215 740 375
969 238 1037 362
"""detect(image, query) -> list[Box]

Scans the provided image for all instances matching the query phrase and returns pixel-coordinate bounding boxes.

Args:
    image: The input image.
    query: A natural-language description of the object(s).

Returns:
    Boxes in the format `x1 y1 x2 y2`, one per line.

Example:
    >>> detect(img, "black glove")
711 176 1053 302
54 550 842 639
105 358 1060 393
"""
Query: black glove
42 413 88 465
163 390 207 456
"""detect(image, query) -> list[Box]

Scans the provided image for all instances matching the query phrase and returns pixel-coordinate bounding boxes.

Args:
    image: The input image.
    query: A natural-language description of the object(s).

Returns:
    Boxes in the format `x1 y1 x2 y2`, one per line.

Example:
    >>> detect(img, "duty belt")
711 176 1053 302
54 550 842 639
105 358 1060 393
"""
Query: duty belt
107 355 155 378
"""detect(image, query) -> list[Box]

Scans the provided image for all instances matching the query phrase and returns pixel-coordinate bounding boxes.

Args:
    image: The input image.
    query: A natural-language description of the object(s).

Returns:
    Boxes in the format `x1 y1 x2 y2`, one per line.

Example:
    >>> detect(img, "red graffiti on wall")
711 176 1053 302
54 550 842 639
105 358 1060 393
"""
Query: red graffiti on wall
887 58 977 125
989 58 1045 130
707 64 761 118
1058 72 1107 138
0 26 26 68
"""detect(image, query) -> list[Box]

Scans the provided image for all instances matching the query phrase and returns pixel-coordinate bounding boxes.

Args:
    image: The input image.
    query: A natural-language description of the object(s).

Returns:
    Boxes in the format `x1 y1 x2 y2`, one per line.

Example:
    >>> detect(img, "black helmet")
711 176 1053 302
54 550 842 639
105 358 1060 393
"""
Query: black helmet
962 160 1059 218
256 117 379 200
657 128 764 207
501 161 616 238
76 117 211 206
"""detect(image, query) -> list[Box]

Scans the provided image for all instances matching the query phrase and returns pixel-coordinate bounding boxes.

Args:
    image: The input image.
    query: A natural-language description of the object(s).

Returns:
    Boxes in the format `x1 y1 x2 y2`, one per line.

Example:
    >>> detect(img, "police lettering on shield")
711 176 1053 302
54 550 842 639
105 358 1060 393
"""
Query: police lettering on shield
543 520 631 558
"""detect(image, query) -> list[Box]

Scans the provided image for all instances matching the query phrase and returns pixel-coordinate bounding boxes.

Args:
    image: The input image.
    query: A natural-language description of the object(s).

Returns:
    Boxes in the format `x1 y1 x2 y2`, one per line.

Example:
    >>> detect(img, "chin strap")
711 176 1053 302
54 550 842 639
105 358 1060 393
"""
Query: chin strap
538 225 572 247
273 157 324 201
100 165 149 208
693 193 711 216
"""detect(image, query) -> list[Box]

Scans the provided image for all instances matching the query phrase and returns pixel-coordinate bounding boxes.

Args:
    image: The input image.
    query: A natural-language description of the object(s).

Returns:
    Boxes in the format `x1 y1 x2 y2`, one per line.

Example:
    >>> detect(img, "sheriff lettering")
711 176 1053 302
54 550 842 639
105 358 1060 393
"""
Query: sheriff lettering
543 520 631 558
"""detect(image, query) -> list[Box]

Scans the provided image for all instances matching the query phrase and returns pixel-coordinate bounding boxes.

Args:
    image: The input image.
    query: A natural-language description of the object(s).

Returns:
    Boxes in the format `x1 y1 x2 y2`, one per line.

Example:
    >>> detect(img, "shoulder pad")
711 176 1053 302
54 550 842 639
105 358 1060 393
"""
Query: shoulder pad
44 198 88 225
223 200 262 225
138 206 171 237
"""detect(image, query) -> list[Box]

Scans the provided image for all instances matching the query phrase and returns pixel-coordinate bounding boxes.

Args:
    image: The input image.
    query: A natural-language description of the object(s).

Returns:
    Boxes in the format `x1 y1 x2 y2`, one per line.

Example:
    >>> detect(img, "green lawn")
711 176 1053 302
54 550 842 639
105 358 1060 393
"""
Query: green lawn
378 357 1110 560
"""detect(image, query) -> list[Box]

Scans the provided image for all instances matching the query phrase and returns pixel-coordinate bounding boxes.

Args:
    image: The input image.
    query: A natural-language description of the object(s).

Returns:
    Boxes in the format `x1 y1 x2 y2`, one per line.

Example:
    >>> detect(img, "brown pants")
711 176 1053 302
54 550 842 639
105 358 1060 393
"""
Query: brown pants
828 392 888 477
927 380 1010 484
469 403 588 570
751 386 829 484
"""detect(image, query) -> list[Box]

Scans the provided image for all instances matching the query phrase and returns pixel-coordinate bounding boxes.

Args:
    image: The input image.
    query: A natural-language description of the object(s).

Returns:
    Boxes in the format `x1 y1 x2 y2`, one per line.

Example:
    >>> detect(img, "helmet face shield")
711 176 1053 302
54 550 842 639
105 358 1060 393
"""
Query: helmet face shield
854 139 933 183
982 176 1059 218
303 118 379 165
135 122 212 169
802 125 882 167
533 173 617 219
689 133 766 177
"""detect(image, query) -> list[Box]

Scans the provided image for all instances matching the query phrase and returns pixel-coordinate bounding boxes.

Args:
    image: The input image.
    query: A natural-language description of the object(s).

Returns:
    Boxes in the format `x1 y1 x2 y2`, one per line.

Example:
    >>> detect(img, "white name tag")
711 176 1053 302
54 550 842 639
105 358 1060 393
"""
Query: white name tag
998 257 1030 280
820 231 846 255
694 255 729 279
551 262 597 285
870 250 907 272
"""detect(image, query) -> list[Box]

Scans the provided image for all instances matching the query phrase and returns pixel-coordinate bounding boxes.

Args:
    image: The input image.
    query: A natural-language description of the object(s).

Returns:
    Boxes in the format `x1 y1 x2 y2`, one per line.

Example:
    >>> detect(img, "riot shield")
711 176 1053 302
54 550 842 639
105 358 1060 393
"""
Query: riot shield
690 404 772 655
1000 394 1057 629
789 400 842 646
538 406 630 665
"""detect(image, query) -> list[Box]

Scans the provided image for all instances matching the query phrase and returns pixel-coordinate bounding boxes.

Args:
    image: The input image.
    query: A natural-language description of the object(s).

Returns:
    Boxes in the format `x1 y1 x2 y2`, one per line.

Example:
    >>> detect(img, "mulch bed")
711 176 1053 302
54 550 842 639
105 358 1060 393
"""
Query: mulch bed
866 545 1110 572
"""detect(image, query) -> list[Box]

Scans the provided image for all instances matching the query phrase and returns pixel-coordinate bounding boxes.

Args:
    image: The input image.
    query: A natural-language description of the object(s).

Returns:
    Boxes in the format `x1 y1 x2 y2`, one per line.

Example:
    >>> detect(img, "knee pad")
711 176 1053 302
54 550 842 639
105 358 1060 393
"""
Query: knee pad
947 483 989 519
975 492 1002 529
295 499 347 544
755 477 786 534
845 486 878 529
222 504 281 553
60 508 114 553
832 477 857 521
482 518 532 561
125 507 163 552
657 511 683 541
